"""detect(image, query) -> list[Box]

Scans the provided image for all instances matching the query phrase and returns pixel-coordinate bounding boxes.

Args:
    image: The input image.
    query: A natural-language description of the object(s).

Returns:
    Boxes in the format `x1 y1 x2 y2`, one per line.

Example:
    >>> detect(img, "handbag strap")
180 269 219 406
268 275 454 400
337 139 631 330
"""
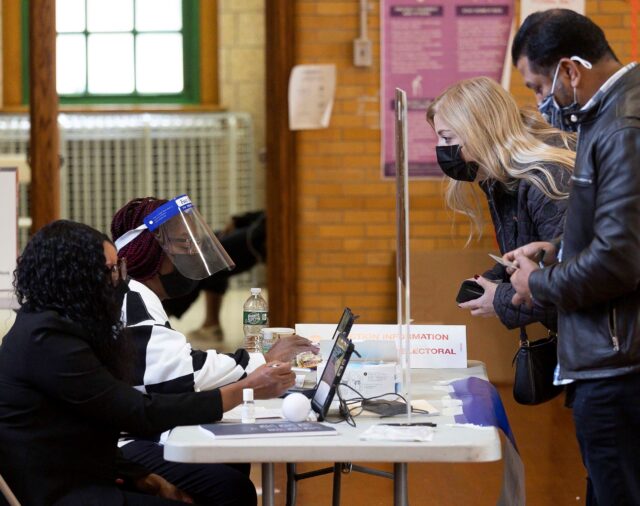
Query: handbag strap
519 326 529 346
521 325 558 345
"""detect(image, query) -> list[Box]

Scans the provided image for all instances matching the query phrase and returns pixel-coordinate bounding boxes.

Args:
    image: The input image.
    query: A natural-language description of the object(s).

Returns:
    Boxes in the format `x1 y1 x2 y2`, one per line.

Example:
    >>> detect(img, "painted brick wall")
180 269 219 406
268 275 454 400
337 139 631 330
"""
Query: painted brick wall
219 0 266 208
294 0 638 324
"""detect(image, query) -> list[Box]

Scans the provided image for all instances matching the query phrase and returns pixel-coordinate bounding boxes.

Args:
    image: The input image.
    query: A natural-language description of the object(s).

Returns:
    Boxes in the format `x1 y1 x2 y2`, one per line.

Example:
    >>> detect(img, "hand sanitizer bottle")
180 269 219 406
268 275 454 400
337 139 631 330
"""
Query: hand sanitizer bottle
241 388 255 424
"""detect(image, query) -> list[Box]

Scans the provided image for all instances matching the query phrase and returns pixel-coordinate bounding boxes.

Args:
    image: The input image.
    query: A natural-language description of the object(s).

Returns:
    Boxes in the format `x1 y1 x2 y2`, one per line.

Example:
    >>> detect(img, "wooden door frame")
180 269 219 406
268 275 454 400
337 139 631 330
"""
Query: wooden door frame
29 0 60 232
265 0 297 327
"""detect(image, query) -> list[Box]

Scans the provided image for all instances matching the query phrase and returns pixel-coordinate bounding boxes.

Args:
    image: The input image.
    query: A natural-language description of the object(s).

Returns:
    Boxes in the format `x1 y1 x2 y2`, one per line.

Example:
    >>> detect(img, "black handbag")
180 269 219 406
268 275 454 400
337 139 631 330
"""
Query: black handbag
512 327 564 405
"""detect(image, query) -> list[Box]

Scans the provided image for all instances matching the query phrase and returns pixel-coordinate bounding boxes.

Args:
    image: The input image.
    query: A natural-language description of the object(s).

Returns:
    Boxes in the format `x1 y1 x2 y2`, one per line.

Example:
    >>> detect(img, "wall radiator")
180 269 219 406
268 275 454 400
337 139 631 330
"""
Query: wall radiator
0 113 256 252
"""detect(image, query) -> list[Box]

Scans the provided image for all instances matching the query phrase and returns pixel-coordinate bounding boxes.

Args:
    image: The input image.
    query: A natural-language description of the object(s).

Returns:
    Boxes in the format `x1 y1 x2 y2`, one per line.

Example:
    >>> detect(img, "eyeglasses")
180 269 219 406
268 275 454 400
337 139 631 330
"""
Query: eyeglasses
105 258 127 286
169 236 203 255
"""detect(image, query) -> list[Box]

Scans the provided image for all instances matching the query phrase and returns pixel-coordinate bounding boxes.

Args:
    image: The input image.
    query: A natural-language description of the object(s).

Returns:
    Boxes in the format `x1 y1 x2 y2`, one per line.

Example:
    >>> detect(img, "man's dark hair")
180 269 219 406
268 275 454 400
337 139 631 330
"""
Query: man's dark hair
512 9 618 73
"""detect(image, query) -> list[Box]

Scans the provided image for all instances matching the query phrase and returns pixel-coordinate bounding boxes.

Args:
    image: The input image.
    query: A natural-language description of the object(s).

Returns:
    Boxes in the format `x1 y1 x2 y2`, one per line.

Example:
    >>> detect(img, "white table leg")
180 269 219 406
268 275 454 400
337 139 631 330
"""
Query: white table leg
394 463 409 506
262 462 275 506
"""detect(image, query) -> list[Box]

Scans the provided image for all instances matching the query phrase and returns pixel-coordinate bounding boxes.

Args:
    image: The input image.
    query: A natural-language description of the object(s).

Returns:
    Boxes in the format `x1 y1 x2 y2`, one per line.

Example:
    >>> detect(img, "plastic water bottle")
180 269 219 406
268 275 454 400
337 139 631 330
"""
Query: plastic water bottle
243 288 268 353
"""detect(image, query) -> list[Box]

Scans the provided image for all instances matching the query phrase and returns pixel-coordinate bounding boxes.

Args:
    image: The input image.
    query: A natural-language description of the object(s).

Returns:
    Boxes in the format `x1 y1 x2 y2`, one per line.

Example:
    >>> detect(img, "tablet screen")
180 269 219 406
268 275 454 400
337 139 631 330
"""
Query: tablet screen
313 333 351 407
330 309 353 340
310 307 356 420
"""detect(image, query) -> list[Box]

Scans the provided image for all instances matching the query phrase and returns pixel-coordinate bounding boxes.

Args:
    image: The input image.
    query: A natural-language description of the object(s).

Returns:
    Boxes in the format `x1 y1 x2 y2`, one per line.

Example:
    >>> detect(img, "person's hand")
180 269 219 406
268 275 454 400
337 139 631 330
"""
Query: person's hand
509 253 540 307
264 334 319 363
503 241 557 274
134 473 193 504
243 362 295 399
458 276 498 317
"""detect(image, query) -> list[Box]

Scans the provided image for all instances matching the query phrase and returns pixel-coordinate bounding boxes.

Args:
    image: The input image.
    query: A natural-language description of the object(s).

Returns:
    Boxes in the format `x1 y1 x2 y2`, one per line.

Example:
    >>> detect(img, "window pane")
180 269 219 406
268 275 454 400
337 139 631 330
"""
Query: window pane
136 0 182 31
57 35 86 94
56 0 85 32
87 0 133 32
136 34 183 94
87 34 134 94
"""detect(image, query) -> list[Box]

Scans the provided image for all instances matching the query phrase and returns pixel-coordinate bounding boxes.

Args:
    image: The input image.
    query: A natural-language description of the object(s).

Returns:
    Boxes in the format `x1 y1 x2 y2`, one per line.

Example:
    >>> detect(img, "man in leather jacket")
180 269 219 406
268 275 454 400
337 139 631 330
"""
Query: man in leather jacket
506 10 640 506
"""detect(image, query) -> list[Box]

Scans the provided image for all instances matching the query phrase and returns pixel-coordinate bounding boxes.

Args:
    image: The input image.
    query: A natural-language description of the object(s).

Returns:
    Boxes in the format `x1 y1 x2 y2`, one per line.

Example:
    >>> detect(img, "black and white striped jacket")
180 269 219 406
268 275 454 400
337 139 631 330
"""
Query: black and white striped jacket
119 280 265 444
122 279 265 395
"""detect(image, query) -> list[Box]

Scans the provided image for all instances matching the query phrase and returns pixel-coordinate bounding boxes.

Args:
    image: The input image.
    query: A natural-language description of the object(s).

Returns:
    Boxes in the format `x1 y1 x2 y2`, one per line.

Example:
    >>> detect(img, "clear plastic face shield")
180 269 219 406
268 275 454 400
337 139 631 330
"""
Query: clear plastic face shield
114 195 235 280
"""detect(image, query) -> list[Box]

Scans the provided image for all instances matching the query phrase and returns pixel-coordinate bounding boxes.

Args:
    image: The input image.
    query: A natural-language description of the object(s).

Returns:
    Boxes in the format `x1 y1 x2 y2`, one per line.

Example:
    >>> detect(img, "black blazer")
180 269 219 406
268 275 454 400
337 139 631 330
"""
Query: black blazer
0 309 222 505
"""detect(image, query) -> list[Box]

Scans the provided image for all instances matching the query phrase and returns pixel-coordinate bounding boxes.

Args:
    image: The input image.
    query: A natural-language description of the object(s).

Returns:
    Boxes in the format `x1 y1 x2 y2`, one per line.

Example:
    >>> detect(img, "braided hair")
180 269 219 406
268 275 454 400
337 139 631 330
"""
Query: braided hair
111 197 168 281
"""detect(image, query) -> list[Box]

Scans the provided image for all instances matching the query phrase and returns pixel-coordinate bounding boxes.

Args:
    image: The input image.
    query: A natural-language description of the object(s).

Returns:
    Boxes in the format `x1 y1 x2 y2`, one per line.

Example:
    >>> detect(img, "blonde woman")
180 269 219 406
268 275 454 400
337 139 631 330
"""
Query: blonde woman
426 76 574 331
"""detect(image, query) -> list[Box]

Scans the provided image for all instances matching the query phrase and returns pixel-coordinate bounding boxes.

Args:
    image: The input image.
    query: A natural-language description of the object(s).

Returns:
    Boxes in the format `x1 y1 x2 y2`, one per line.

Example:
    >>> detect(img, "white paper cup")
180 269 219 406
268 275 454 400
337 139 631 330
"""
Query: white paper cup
261 327 295 338
260 327 296 353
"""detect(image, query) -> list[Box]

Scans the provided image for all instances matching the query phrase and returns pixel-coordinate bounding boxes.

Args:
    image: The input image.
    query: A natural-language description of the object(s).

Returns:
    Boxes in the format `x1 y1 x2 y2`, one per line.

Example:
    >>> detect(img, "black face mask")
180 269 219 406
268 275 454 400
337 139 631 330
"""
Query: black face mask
114 278 129 309
159 261 199 299
435 145 479 182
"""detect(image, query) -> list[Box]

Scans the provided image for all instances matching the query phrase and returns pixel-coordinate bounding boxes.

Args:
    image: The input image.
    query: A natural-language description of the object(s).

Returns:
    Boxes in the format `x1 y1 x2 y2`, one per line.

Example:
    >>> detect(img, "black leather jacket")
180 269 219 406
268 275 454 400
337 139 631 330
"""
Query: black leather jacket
529 64 640 380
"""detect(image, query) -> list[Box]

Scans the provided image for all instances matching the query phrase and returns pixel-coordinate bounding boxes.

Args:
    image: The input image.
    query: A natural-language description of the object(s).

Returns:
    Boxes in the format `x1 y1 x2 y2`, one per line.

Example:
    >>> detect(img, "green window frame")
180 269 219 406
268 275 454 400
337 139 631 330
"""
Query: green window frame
21 0 200 105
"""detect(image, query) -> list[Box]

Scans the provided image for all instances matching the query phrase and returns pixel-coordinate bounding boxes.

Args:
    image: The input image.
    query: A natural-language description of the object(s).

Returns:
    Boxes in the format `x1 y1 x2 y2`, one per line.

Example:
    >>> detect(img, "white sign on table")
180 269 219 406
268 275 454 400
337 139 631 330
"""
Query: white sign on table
295 323 467 368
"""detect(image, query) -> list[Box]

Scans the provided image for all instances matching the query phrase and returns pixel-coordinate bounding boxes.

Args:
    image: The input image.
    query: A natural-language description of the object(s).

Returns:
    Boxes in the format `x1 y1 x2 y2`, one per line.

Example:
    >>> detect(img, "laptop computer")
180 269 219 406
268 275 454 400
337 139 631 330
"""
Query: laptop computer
285 307 357 421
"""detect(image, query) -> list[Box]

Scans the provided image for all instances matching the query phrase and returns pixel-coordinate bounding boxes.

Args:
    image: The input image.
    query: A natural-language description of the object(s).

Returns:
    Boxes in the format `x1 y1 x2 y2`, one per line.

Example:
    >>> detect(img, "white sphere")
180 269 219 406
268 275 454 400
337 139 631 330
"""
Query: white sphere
282 393 312 422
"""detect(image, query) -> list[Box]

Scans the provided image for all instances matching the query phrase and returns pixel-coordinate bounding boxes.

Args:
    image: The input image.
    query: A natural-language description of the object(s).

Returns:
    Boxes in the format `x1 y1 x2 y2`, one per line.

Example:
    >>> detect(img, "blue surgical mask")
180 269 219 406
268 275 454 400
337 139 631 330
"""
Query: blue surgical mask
537 56 592 132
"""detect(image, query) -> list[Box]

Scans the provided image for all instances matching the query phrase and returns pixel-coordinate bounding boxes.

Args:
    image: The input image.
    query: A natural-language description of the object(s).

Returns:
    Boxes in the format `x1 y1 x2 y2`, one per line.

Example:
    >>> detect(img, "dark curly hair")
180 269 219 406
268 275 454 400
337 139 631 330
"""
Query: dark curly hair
14 220 131 380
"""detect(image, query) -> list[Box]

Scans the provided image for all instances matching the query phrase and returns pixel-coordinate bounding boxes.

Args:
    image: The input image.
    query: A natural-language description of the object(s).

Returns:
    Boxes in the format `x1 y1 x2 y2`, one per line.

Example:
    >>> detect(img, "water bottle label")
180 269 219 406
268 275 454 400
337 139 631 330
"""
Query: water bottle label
243 311 268 325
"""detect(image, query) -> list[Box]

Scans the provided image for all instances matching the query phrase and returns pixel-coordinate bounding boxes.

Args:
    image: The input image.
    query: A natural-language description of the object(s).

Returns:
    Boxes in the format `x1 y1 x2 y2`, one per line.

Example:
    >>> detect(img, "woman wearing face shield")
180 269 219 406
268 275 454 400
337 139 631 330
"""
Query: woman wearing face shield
111 196 317 505
426 77 575 335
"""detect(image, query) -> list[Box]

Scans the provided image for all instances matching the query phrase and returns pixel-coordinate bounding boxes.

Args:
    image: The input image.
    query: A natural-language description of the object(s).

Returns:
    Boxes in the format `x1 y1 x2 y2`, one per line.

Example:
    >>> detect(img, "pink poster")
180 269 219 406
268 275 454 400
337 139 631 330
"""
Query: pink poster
381 0 514 178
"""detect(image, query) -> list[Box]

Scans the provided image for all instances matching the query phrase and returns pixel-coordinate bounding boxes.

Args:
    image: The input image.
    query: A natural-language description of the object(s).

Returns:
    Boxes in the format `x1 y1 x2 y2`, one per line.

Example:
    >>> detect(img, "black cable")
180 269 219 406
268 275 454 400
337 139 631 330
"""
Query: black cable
323 382 430 427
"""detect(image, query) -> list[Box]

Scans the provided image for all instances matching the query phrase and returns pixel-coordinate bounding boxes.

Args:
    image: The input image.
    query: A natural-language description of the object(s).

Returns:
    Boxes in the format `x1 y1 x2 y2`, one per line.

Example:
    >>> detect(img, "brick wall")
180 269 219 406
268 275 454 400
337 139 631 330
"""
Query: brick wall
294 0 638 324
218 0 266 208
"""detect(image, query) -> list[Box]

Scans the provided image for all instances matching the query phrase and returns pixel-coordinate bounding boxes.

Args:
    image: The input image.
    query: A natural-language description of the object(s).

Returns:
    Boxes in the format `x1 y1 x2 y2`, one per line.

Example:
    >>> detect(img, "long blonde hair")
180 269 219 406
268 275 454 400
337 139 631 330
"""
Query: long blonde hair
426 77 575 240
519 106 577 152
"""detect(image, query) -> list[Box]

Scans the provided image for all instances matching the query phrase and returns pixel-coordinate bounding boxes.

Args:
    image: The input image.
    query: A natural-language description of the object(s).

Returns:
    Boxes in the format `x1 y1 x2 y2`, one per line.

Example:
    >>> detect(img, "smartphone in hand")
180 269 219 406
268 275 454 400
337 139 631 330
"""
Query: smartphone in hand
488 253 518 270
456 280 484 303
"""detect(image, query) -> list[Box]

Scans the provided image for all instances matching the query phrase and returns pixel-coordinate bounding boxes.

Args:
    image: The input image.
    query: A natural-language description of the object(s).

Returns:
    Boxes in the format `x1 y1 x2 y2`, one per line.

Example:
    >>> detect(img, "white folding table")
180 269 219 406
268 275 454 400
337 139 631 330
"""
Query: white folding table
165 361 502 506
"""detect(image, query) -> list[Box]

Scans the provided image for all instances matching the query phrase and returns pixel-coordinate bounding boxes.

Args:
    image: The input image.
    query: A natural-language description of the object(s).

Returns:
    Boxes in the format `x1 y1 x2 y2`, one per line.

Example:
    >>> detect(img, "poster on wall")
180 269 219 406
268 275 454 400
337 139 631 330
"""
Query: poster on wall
520 0 585 23
381 0 514 178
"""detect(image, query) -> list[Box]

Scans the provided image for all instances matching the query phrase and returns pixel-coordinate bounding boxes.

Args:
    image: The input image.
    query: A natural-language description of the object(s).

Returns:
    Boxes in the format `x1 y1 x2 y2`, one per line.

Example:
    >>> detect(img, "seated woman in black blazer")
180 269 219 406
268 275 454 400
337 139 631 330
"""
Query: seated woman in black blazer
0 220 294 505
